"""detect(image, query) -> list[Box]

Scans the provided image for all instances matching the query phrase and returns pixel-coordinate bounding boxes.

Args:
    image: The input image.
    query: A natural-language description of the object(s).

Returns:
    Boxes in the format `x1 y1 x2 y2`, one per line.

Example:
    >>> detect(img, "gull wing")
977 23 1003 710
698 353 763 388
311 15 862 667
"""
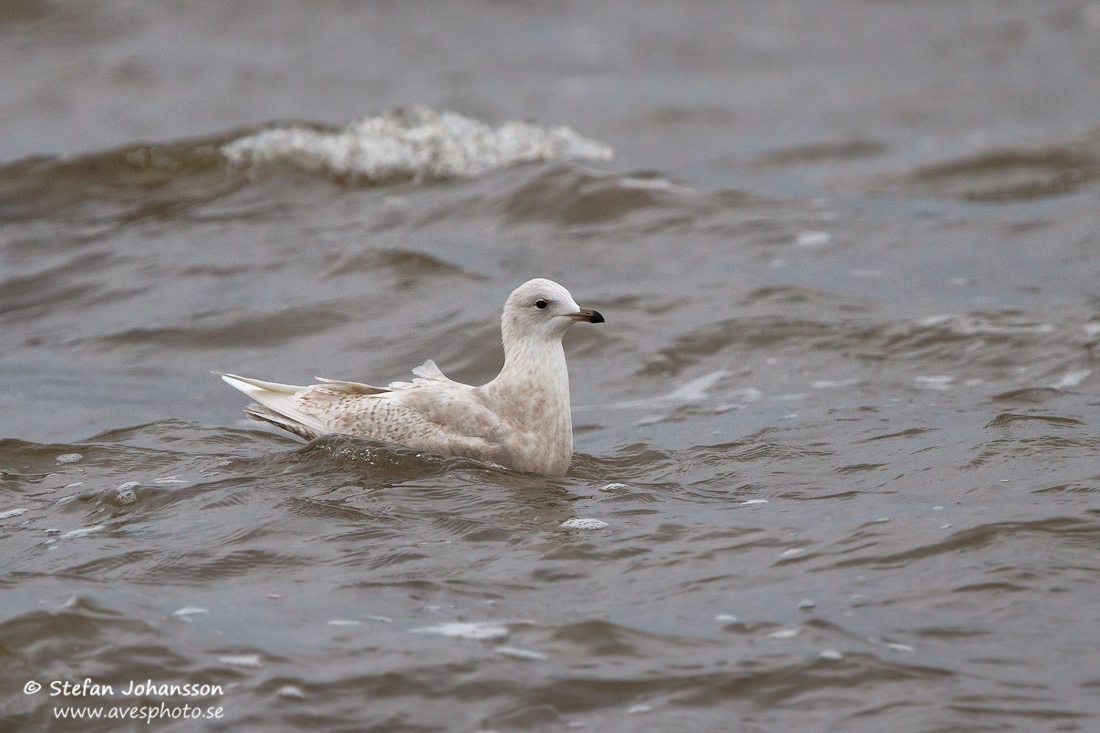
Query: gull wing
219 369 516 464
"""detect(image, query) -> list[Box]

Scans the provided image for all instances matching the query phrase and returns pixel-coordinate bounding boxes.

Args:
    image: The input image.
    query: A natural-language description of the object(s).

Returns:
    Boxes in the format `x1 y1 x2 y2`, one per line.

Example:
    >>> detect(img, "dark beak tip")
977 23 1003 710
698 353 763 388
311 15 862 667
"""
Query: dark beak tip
571 308 605 324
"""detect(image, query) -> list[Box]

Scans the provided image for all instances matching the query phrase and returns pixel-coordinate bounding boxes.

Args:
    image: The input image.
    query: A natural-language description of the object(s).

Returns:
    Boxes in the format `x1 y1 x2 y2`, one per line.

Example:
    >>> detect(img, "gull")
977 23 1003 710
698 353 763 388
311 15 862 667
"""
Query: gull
217 279 604 475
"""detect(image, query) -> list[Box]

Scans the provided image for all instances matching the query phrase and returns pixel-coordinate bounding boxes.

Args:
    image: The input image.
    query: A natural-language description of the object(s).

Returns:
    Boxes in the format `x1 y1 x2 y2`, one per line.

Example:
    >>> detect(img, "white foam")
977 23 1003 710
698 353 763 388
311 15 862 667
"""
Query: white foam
217 654 263 668
560 518 610 530
740 499 768 506
613 369 730 409
819 649 843 660
714 614 739 623
116 481 139 504
916 314 1055 335
1050 369 1090 389
618 176 685 192
222 107 613 183
172 606 208 618
55 453 83 464
494 646 548 661
767 628 800 639
717 387 763 410
914 375 955 390
796 231 831 247
61 525 104 539
811 377 860 389
411 622 509 640
276 685 306 699
0 508 26 519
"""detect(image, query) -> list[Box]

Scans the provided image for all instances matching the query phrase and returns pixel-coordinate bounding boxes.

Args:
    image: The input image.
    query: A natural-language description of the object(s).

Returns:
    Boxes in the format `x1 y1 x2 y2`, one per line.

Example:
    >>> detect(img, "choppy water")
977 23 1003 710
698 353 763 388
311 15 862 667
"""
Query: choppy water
3 1 1100 731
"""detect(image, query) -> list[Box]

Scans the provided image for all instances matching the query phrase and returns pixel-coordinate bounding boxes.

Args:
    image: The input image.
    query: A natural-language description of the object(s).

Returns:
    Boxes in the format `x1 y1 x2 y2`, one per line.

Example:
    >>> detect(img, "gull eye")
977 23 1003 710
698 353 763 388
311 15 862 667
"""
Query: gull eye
535 299 548 309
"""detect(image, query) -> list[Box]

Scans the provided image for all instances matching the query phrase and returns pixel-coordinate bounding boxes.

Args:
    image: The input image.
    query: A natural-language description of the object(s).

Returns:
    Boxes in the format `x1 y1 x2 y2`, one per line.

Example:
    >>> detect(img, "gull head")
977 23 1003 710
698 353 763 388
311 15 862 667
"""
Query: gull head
501 278 604 346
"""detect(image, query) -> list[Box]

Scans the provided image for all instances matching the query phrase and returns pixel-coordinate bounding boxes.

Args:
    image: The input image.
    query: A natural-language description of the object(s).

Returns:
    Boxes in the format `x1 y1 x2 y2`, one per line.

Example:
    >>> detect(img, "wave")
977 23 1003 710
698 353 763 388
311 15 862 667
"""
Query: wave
882 127 1100 202
0 108 613 223
221 106 613 184
638 308 1078 378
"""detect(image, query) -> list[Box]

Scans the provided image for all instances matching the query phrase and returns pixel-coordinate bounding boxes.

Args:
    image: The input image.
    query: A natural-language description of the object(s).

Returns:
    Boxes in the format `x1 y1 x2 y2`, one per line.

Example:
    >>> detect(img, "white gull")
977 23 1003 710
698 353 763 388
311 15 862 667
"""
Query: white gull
217 279 604 475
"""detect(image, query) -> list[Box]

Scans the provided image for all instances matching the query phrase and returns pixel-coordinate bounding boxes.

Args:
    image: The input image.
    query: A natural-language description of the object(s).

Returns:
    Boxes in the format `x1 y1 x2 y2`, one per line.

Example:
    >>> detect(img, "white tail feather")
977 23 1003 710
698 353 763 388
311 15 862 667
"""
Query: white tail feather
216 372 330 435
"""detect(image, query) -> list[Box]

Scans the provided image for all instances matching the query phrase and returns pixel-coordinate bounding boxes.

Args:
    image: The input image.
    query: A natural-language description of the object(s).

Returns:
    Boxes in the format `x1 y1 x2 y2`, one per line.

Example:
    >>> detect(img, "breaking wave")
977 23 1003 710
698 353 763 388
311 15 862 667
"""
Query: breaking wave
221 106 614 183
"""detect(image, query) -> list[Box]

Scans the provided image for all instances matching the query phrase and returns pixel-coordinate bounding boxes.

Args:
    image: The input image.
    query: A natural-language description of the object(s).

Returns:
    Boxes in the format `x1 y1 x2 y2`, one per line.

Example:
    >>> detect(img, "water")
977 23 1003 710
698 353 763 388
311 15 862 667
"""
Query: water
3 1 1100 731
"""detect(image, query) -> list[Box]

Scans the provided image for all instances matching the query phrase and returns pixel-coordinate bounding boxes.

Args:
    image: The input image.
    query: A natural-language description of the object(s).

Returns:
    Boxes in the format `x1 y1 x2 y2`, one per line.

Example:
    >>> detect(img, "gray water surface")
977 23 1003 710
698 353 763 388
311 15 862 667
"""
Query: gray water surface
3 2 1100 731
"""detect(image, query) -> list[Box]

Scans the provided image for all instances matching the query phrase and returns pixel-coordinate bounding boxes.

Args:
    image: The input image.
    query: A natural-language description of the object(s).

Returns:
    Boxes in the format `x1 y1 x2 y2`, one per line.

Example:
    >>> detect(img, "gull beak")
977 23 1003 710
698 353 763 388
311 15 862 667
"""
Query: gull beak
569 308 605 324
